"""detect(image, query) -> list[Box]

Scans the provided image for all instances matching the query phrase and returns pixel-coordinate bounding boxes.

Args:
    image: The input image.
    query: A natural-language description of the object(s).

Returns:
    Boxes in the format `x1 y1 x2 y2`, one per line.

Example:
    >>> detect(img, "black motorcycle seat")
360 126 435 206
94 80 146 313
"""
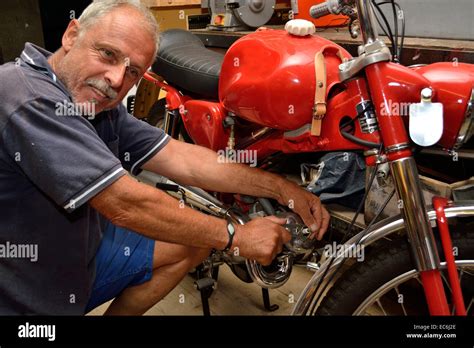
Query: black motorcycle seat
152 29 224 99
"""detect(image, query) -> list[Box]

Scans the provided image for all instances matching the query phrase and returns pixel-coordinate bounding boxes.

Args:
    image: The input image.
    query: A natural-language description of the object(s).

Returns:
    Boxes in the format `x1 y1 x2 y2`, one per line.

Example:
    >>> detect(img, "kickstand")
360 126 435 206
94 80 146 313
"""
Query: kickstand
194 277 215 316
262 288 279 312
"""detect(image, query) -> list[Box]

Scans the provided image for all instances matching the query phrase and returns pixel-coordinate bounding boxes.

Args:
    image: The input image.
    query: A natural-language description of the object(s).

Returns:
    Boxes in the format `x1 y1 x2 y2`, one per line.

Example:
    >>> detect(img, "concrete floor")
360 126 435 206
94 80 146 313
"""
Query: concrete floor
88 263 313 316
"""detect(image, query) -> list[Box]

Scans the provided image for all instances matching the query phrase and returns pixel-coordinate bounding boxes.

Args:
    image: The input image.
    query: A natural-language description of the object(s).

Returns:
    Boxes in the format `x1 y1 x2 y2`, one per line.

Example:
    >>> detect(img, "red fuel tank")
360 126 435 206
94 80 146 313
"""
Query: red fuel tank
219 29 352 130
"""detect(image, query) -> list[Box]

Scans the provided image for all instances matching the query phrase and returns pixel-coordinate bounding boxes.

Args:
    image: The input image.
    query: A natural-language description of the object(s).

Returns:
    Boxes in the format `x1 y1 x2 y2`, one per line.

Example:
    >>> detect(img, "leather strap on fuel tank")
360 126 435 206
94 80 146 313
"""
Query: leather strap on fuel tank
312 45 345 136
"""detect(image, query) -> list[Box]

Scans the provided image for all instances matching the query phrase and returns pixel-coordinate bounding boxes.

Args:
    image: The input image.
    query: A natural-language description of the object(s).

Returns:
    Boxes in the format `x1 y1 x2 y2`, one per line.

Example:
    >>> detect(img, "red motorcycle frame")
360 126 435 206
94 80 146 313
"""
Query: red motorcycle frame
142 0 474 315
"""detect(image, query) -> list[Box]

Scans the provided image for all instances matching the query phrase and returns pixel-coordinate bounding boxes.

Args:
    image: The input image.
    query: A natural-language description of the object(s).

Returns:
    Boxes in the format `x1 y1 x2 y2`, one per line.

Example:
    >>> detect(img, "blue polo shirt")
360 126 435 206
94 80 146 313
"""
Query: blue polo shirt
0 43 170 314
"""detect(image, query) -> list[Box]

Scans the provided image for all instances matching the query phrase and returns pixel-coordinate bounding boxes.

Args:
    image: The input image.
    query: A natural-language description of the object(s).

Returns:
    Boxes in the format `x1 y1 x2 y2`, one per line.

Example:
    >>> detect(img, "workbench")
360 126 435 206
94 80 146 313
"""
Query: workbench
191 26 474 65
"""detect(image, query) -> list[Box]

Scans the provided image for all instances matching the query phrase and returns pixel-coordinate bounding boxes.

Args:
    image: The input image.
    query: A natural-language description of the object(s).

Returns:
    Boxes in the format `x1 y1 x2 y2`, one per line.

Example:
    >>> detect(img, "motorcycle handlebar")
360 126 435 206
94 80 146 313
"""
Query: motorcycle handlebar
310 2 331 18
309 0 339 19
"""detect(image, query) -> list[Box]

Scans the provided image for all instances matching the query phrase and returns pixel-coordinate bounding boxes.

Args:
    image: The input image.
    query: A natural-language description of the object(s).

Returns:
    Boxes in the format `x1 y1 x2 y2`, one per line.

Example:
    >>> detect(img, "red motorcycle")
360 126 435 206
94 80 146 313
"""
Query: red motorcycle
138 0 474 315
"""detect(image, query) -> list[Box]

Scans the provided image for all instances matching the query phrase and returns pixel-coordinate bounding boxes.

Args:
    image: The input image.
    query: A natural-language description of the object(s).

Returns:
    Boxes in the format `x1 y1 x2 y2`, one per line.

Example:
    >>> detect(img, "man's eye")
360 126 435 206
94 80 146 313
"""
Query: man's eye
126 66 139 78
100 49 114 59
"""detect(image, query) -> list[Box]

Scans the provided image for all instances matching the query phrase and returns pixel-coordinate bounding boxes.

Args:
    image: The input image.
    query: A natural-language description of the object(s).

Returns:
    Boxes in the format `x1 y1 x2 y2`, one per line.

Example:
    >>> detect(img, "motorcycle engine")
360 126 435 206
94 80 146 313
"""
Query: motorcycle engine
280 212 318 257
245 205 317 289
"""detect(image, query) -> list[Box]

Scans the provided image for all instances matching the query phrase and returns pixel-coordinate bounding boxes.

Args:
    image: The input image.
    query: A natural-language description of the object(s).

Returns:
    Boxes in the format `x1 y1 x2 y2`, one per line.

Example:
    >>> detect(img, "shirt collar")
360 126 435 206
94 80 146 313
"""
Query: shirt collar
20 43 73 98
21 43 59 81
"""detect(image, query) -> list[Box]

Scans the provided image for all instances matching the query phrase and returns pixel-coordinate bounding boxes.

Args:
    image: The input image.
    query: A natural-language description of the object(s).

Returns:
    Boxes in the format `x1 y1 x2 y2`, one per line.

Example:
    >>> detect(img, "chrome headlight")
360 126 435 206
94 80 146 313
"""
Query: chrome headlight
454 87 474 149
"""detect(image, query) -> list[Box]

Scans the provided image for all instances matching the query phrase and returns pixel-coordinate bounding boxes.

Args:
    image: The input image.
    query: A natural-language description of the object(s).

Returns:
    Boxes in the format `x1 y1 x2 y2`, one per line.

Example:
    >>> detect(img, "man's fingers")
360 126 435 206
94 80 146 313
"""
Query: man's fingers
281 228 292 244
311 199 323 222
317 206 331 240
299 200 322 236
267 216 292 244
264 216 287 225
294 202 316 231
266 215 292 244
277 242 283 255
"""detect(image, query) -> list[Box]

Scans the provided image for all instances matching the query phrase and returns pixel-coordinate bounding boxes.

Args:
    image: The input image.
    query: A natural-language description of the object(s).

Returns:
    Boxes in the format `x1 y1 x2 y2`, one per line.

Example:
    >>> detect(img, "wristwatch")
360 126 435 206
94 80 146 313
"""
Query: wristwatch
222 221 236 252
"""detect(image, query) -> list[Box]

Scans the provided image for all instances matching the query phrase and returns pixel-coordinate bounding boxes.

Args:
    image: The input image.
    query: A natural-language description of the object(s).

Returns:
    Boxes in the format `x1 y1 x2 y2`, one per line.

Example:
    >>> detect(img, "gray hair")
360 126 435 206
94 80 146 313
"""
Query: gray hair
77 0 160 58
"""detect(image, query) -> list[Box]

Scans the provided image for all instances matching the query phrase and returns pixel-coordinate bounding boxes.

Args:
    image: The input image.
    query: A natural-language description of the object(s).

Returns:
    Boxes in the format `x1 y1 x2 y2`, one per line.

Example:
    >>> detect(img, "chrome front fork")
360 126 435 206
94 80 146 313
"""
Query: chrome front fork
354 0 379 45
390 157 455 314
389 157 441 271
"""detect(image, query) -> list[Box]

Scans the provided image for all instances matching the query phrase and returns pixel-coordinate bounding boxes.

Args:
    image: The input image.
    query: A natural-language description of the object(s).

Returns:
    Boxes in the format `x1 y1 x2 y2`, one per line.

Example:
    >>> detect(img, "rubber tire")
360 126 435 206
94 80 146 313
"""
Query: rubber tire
316 225 474 315
147 99 193 143
147 98 166 128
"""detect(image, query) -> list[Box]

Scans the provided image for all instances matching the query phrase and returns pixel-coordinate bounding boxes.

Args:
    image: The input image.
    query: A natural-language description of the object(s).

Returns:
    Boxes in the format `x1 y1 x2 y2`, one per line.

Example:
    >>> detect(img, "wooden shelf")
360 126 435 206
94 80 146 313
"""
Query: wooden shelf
142 0 201 8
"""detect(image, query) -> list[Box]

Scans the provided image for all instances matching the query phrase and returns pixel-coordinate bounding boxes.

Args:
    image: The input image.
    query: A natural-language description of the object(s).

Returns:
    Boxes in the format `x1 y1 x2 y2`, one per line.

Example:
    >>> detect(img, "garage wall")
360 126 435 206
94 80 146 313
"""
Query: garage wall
38 0 91 53
0 0 44 63
377 0 474 40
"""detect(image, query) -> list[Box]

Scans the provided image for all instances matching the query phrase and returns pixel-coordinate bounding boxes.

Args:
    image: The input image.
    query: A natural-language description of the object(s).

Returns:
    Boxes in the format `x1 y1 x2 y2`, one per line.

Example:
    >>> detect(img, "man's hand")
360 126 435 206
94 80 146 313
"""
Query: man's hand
233 216 291 266
145 139 330 241
277 182 330 240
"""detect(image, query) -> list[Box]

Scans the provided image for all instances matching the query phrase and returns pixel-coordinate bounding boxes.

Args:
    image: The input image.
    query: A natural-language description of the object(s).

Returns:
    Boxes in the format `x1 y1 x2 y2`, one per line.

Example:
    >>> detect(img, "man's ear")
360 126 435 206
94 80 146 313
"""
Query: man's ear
62 19 81 52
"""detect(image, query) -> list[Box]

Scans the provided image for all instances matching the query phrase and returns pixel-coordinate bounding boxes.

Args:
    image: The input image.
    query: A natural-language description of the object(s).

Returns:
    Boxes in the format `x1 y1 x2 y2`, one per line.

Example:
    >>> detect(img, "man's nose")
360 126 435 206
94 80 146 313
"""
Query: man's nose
104 63 126 89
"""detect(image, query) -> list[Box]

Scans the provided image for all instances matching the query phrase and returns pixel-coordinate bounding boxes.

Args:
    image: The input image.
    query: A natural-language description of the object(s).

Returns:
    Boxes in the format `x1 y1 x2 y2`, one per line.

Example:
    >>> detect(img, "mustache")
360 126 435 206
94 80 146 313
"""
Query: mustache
86 79 118 100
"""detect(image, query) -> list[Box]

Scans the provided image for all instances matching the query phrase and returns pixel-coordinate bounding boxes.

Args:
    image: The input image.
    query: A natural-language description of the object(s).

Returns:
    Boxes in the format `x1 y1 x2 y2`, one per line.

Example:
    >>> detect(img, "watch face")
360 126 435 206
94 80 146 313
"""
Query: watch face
228 222 235 235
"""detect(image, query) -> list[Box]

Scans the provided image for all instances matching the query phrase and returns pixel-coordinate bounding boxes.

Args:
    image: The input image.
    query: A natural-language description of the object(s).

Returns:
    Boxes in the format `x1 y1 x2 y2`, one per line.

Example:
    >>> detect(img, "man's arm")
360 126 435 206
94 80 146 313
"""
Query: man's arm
142 139 330 239
89 175 290 265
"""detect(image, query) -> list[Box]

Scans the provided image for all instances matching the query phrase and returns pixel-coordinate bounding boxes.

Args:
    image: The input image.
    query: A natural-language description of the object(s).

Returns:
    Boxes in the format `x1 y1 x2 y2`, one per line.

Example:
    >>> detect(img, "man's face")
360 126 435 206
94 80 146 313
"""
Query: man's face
55 7 155 114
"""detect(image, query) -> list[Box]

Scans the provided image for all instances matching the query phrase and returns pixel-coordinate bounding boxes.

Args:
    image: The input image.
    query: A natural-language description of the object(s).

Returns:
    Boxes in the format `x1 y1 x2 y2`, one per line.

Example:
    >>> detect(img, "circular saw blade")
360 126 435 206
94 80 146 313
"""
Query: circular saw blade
233 0 276 28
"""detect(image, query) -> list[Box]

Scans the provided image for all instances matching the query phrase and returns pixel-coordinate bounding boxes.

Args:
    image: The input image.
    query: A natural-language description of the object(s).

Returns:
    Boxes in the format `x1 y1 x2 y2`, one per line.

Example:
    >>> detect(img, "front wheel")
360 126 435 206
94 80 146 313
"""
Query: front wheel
315 222 474 315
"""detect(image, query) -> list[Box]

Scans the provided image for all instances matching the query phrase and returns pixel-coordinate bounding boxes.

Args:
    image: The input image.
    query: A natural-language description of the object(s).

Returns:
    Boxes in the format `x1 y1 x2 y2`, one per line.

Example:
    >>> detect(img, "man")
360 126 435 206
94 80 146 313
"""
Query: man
0 0 330 315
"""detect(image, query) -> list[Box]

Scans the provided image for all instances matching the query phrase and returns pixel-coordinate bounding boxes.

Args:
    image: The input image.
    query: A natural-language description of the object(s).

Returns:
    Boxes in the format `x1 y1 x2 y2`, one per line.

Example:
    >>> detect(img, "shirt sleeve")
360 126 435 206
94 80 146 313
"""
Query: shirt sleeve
114 104 171 175
2 96 127 212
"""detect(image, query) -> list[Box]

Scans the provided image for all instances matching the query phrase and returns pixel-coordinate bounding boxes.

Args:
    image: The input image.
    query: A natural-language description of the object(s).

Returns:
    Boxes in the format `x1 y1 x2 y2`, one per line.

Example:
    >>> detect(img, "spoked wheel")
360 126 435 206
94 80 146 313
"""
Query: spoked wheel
352 260 474 315
315 221 474 315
